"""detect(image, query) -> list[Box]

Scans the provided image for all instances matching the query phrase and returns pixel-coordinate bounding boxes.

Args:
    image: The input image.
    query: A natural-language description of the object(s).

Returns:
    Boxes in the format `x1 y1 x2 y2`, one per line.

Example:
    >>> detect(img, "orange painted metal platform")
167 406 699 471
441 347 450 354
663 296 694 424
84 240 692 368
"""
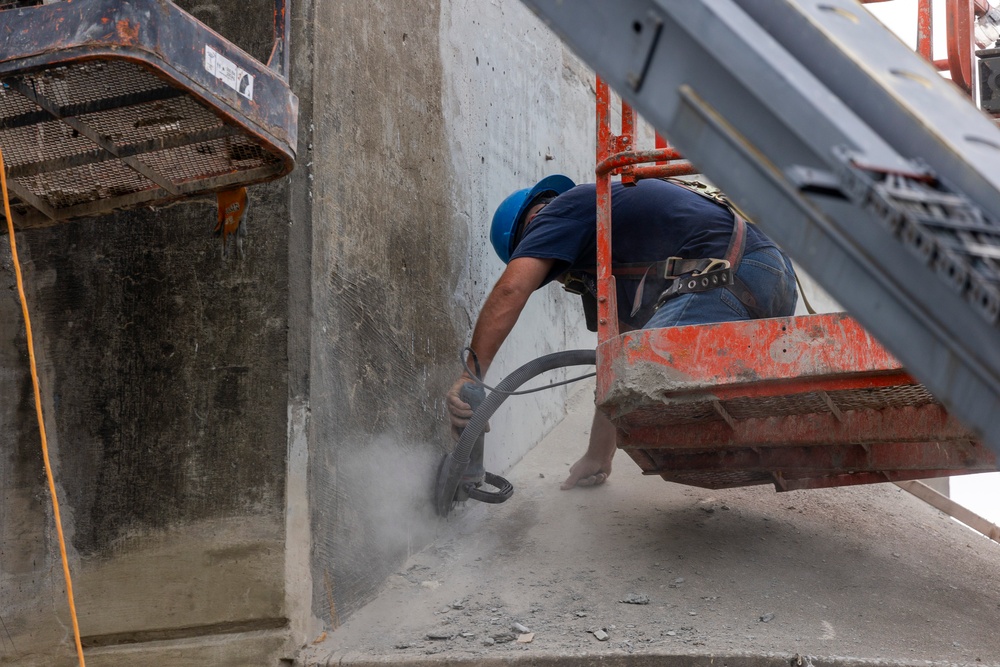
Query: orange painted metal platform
596 311 997 491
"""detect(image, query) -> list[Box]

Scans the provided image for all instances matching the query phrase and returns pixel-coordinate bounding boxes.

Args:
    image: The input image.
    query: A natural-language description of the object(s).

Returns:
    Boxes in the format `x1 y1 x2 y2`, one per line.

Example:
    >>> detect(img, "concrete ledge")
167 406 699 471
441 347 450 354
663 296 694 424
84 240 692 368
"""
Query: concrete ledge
304 653 980 667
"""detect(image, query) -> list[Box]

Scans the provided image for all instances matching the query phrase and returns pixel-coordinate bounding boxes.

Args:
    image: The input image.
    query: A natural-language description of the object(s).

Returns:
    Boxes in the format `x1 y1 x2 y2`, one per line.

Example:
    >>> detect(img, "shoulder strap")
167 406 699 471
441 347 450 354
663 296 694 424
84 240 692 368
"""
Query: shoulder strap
725 213 747 270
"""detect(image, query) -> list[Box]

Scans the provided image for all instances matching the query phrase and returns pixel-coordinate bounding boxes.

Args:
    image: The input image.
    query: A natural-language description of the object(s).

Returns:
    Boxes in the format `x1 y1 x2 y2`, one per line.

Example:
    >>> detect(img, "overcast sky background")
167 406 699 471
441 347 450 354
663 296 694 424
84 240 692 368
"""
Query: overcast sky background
864 0 1000 525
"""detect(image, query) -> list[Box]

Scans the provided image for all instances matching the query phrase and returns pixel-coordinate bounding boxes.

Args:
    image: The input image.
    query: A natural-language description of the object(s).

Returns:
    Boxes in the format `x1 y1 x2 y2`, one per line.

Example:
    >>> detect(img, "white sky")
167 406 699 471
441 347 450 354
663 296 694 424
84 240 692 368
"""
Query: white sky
866 0 948 58
864 0 1000 527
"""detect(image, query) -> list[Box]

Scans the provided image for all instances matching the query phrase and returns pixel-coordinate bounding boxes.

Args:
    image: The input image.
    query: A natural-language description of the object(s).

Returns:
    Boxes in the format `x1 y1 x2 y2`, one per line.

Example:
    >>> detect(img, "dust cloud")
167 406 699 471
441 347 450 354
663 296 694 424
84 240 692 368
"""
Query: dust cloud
337 434 457 563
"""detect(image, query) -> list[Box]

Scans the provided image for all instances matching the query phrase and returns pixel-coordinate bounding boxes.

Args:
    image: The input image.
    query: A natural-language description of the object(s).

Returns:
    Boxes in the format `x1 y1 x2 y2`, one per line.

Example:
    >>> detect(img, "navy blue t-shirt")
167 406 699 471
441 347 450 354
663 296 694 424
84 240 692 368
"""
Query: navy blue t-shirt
509 179 772 327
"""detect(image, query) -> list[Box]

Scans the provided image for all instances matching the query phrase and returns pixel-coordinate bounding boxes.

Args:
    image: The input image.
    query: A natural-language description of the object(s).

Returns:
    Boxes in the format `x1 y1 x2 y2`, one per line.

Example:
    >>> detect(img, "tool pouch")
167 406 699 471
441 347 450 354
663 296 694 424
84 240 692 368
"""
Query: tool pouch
562 272 600 332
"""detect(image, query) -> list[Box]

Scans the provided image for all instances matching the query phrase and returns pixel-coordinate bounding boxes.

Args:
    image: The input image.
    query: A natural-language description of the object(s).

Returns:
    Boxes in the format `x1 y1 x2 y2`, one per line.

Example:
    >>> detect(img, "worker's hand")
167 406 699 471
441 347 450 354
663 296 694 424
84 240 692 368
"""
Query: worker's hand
560 452 613 490
446 376 489 441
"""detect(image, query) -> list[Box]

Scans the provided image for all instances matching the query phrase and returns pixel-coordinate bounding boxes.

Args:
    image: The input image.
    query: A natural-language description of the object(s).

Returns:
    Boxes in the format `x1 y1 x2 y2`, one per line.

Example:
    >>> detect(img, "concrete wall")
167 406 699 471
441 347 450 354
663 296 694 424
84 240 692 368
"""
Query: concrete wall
0 0 597 664
302 0 596 632
1 1 293 665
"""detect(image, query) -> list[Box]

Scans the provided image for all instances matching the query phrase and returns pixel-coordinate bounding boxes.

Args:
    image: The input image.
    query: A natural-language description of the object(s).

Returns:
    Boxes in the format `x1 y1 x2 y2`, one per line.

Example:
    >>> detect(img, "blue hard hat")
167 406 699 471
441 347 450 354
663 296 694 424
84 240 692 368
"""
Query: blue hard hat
490 174 576 263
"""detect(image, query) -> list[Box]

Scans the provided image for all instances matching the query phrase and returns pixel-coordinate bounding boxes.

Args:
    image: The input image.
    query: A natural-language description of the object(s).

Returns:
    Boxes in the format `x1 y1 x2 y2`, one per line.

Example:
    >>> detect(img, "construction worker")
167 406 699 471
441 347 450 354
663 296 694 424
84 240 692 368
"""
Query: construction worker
447 175 797 489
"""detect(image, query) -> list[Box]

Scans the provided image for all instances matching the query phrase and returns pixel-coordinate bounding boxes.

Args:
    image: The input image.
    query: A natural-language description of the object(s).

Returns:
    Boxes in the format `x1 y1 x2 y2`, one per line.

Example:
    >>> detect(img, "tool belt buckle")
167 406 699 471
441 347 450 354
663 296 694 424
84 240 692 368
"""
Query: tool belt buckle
660 256 683 279
655 259 734 310
662 257 731 280
696 258 730 275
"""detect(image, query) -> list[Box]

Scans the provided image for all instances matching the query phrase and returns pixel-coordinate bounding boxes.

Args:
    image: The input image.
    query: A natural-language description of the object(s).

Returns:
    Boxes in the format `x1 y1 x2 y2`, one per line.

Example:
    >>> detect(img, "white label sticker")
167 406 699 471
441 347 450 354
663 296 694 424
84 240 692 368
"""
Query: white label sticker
204 45 254 100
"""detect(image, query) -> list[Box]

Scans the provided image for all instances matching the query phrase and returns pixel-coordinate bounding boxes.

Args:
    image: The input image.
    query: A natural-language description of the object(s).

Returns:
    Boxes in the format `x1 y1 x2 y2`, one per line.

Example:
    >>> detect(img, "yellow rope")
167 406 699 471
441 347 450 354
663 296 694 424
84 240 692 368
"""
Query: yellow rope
0 148 86 666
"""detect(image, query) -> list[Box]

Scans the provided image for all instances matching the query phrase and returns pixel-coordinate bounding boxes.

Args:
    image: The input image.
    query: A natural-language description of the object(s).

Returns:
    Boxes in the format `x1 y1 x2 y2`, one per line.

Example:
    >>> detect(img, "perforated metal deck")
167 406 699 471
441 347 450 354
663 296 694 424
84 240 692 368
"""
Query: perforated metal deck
597 312 997 491
0 0 296 227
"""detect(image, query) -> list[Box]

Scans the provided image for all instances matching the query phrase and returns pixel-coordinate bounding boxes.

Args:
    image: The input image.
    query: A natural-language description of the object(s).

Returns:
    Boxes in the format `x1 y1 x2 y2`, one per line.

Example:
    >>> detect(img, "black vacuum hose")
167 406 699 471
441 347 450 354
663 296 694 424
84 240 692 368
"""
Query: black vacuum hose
434 349 597 516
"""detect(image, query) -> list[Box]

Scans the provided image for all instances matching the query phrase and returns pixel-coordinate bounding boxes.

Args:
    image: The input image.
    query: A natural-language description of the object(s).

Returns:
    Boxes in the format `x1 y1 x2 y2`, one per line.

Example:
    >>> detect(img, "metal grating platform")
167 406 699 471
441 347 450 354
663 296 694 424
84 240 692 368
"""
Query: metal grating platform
0 0 297 227
597 312 998 491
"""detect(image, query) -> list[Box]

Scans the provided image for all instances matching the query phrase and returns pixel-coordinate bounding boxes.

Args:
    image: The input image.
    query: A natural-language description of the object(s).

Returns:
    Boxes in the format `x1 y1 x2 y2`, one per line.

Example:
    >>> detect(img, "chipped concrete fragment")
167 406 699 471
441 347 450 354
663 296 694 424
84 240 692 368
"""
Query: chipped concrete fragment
593 629 610 641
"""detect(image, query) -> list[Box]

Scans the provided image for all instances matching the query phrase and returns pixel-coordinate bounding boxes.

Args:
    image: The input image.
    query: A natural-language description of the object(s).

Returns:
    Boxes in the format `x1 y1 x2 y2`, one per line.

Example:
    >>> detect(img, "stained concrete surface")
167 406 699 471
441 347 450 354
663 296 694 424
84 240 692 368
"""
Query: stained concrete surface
306 0 598 631
302 383 1000 666
0 2 291 661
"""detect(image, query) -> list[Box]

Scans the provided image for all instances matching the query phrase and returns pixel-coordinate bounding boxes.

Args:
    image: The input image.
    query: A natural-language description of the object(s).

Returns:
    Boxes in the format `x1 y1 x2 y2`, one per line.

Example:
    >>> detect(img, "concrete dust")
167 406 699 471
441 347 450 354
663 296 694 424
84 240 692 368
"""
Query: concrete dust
336 434 449 562
304 384 1000 666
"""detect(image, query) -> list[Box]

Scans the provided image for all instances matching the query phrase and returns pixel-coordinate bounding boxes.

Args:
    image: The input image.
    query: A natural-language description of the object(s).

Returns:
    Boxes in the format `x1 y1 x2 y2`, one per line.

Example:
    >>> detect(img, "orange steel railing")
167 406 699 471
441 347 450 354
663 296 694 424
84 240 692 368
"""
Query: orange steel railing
594 79 697 345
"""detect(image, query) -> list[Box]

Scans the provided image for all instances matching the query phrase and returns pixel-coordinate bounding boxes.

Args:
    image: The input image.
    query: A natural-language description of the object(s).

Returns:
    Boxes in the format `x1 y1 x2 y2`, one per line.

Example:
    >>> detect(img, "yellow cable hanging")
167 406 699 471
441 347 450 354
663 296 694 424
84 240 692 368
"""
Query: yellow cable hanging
0 148 86 667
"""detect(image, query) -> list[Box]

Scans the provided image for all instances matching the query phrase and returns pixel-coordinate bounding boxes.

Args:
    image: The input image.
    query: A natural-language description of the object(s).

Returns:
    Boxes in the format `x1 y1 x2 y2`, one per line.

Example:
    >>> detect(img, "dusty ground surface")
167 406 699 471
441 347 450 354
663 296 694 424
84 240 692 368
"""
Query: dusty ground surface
302 385 1000 666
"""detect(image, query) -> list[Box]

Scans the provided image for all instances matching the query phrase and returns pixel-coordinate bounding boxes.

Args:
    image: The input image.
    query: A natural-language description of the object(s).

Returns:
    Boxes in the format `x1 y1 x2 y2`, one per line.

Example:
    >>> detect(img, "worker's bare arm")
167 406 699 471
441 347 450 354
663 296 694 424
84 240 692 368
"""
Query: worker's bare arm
465 257 554 374
447 257 555 439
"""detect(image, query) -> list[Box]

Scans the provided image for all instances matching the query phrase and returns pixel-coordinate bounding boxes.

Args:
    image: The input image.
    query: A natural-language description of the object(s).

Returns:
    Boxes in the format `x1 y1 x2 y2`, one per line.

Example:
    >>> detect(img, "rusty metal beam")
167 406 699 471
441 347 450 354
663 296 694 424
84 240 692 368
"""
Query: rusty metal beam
5 164 280 231
630 440 996 474
621 405 973 449
599 313 908 407
776 470 968 491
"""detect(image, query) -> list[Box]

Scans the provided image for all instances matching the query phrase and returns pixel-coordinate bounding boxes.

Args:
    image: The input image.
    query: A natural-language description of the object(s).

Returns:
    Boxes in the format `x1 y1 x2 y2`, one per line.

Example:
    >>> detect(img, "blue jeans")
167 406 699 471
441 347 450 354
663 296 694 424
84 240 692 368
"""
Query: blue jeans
644 246 797 328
